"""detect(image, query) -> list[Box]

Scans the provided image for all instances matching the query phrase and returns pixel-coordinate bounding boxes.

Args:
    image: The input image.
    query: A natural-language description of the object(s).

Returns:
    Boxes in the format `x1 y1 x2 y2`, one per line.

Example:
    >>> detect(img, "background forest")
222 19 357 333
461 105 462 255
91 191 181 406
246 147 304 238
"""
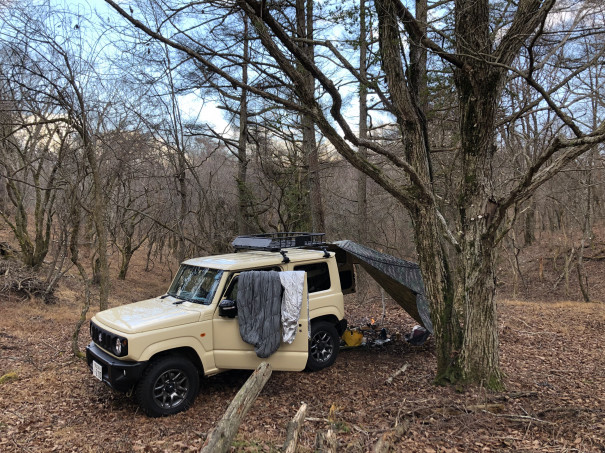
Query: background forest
1 0 603 301
0 0 604 451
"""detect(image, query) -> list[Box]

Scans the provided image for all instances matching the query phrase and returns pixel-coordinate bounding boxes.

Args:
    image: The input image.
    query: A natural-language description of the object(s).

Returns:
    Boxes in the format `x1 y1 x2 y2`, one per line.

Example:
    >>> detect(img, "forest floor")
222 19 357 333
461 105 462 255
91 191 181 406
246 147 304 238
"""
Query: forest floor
1 246 604 452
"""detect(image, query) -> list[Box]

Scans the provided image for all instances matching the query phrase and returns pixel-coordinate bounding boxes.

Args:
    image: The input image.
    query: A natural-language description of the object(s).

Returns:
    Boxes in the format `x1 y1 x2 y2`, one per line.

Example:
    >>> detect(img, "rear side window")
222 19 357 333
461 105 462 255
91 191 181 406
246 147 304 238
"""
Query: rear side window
294 262 331 293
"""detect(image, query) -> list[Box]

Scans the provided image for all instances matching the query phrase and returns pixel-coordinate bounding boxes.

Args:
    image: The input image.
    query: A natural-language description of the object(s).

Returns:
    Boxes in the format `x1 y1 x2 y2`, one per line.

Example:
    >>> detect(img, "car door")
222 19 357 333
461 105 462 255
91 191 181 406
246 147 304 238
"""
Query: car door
212 271 309 371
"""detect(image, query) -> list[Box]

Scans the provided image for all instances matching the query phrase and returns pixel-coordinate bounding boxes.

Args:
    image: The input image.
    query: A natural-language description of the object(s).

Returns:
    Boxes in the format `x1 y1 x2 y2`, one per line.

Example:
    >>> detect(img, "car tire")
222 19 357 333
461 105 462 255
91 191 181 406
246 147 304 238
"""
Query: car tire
135 355 199 417
306 321 340 371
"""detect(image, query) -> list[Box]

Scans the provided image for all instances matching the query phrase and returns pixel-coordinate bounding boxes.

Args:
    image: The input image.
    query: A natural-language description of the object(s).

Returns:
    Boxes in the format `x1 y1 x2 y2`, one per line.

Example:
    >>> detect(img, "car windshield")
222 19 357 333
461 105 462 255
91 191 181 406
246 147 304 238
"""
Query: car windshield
167 265 223 305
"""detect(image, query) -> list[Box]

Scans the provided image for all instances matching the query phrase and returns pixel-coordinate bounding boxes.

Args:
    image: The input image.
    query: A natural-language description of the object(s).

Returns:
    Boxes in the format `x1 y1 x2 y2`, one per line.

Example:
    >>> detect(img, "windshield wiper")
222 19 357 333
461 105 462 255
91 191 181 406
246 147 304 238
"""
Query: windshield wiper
160 294 188 304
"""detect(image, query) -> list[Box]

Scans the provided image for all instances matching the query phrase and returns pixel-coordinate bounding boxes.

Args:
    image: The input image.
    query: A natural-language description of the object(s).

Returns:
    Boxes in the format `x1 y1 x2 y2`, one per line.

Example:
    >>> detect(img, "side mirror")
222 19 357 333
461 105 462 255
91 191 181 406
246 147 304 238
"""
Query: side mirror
219 299 237 318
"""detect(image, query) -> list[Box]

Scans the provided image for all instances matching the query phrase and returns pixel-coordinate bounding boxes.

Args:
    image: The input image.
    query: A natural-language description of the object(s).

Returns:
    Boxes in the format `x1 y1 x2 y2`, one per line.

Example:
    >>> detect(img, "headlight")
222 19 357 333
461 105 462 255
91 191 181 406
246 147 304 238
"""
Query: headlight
112 337 127 357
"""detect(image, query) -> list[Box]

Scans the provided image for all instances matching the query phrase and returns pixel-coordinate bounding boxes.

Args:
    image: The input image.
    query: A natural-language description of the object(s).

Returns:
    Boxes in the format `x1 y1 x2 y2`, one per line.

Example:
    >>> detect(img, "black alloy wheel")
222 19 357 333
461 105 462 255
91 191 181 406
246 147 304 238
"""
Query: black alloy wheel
135 355 199 417
306 321 339 371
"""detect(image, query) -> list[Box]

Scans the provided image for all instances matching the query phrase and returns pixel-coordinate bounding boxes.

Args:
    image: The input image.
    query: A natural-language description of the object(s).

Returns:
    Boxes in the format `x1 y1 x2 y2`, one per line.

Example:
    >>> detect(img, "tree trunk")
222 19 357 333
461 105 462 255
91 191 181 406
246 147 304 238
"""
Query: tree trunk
376 0 463 383
306 116 324 233
162 42 188 264
355 0 369 303
69 194 91 358
297 0 325 233
177 150 187 263
237 15 251 235
118 246 133 280
524 201 536 246
86 142 110 311
412 203 462 384
145 234 156 272
577 148 593 302
357 0 368 244
454 89 504 387
459 236 502 388
452 0 505 387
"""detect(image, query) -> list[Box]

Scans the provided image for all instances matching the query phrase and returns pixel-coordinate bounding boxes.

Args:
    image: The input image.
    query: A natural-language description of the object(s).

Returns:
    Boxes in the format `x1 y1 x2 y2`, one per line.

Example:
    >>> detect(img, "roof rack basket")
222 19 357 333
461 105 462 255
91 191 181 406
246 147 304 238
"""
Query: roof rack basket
232 232 326 252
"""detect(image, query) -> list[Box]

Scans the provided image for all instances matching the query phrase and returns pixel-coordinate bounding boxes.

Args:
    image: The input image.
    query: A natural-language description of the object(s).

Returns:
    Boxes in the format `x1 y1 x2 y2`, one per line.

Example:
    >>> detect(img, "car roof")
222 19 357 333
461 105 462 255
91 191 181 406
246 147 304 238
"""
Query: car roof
182 248 330 271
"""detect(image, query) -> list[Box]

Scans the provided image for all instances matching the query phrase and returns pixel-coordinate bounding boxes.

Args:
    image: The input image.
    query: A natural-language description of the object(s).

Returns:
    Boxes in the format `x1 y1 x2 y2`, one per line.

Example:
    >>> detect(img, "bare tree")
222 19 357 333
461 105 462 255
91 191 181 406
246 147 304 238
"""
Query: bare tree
0 2 138 310
0 81 66 267
104 0 605 388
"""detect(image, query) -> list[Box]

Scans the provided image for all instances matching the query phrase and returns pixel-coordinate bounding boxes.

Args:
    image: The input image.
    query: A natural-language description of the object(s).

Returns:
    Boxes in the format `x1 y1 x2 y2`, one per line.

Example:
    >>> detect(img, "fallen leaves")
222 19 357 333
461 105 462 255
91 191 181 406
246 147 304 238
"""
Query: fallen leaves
1 287 604 451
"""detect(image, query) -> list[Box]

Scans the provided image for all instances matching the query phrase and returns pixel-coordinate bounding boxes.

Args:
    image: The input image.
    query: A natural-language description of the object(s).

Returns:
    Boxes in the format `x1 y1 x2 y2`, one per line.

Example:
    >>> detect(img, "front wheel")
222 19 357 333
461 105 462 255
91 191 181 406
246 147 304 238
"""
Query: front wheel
135 355 200 417
306 321 340 371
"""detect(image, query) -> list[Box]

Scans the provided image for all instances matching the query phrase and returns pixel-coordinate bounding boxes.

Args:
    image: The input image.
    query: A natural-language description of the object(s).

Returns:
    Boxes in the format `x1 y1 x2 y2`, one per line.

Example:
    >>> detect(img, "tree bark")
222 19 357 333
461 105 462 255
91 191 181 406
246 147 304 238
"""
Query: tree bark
282 403 307 453
69 193 91 358
118 245 134 280
524 201 536 246
237 15 251 235
459 237 501 387
85 140 110 311
376 0 463 383
452 0 506 388
176 147 187 262
577 149 593 302
297 0 325 233
357 0 368 244
412 204 462 384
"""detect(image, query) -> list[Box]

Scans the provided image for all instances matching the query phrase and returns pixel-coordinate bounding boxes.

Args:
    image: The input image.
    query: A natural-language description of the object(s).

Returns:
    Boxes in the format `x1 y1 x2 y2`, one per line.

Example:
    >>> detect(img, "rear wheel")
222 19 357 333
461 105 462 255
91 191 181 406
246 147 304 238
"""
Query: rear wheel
135 355 199 417
306 321 339 371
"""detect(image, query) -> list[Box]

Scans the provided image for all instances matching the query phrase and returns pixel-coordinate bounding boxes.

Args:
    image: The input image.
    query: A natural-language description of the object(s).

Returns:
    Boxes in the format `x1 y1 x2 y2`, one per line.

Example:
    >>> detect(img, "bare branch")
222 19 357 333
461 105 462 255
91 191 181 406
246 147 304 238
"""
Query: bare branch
104 0 305 113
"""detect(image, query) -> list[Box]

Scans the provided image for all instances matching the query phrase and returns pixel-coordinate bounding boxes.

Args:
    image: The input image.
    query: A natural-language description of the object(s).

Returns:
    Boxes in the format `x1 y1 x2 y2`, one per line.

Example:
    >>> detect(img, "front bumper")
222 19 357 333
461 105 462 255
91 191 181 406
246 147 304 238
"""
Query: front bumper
86 342 147 392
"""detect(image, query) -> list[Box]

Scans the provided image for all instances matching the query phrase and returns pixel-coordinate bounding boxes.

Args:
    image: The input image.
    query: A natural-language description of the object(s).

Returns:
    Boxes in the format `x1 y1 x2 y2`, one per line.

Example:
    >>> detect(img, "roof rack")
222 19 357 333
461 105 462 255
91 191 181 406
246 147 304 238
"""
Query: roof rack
232 232 326 252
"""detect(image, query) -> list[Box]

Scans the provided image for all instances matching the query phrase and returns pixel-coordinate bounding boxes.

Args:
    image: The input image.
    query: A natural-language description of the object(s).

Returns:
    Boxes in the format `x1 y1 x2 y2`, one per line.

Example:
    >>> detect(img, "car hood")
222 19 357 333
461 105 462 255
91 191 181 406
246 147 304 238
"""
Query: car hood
94 296 206 334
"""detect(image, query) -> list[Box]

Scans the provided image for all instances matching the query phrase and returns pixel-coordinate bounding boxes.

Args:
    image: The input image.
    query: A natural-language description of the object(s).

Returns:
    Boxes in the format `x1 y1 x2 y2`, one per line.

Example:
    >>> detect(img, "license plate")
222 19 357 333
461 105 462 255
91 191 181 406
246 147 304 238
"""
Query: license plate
92 360 103 381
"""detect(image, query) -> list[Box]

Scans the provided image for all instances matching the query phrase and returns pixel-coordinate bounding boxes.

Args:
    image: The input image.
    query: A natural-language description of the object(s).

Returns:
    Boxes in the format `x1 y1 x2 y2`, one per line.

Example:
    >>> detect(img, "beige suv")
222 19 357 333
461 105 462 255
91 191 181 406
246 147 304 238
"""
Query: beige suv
86 233 352 417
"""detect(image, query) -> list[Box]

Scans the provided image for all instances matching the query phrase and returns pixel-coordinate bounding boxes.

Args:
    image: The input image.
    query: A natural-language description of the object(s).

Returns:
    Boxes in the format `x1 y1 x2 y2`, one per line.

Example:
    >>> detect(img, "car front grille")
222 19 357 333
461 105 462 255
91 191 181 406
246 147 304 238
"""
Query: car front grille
90 321 115 352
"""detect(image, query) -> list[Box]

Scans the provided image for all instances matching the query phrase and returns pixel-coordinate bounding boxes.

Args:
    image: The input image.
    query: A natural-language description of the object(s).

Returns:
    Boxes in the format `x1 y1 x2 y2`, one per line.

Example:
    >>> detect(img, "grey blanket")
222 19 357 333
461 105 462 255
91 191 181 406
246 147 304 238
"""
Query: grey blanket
237 271 283 358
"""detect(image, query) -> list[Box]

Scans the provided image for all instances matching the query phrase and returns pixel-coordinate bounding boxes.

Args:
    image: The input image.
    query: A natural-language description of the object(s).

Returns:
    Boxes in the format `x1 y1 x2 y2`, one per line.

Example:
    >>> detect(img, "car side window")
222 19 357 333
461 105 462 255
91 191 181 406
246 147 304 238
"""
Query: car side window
294 262 331 293
223 266 281 302
225 277 239 301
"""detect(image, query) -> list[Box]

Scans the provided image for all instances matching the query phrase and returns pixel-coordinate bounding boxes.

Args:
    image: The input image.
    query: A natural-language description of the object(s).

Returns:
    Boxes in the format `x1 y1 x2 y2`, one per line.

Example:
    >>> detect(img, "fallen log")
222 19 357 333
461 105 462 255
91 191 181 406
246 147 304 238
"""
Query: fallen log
200 362 272 453
282 403 308 453
385 363 409 385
